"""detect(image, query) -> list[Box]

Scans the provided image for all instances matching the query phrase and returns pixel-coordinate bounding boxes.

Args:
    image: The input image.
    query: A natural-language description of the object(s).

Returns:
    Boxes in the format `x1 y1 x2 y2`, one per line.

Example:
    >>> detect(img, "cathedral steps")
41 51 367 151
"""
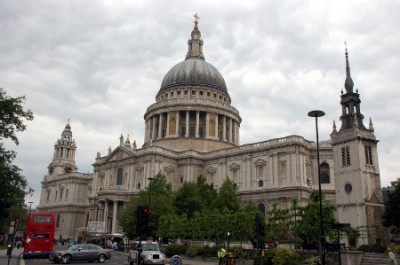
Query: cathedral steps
360 252 399 265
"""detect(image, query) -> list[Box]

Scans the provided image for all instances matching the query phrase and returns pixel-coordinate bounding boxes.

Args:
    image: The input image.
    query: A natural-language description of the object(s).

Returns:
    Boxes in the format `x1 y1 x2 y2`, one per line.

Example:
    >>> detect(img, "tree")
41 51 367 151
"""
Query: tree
214 178 240 212
0 88 34 233
265 203 290 242
118 172 174 237
383 178 400 234
296 191 336 249
174 181 203 218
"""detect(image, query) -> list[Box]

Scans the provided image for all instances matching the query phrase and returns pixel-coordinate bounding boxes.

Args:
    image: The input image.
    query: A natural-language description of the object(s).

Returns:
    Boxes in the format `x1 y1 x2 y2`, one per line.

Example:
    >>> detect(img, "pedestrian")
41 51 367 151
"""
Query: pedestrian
218 247 226 265
388 247 398 265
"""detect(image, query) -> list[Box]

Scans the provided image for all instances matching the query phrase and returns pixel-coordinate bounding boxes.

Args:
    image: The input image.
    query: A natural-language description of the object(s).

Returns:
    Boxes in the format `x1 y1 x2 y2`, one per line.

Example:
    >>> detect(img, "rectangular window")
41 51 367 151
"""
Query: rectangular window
365 145 373 165
116 168 123 185
189 126 195 137
198 127 204 138
341 146 351 166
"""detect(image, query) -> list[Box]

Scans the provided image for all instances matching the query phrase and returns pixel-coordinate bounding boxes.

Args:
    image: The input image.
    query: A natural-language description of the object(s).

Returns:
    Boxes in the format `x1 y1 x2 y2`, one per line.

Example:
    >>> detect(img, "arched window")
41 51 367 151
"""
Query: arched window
116 168 123 185
320 163 330 184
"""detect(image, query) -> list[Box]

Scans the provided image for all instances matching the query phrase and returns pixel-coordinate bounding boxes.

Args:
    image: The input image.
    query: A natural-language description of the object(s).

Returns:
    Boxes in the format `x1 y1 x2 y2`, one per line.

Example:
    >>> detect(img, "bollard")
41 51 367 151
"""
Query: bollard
171 255 183 265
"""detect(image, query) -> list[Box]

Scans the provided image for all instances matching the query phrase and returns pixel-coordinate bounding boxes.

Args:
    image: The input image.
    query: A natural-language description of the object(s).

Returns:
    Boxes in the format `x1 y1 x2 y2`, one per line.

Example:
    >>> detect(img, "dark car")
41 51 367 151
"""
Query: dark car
50 243 112 264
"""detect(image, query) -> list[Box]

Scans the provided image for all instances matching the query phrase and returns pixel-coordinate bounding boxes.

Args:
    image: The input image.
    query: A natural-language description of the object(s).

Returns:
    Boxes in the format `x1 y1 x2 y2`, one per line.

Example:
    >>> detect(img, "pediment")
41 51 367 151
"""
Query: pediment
207 166 217 173
254 159 267 166
105 146 132 162
229 163 240 170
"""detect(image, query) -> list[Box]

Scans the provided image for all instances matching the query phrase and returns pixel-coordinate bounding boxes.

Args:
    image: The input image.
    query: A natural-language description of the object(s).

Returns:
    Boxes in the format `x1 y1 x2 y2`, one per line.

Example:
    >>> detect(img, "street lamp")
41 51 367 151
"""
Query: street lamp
227 232 230 253
147 177 154 208
147 177 154 237
28 202 33 213
308 110 325 265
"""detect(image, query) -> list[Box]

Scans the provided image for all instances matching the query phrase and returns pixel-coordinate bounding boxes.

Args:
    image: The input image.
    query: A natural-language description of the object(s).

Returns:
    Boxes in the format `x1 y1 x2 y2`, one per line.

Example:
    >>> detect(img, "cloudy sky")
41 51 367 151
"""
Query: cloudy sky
1 0 399 207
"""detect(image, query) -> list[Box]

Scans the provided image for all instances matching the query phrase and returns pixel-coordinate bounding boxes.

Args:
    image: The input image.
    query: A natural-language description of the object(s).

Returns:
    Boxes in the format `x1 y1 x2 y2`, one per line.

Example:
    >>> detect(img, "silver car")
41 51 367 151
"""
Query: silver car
51 244 112 264
129 241 166 265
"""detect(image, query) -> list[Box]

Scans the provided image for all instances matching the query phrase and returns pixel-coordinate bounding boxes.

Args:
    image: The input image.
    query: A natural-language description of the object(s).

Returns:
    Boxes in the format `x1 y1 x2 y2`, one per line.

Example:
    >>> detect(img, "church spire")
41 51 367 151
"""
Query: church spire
338 46 367 132
344 42 354 93
185 13 205 60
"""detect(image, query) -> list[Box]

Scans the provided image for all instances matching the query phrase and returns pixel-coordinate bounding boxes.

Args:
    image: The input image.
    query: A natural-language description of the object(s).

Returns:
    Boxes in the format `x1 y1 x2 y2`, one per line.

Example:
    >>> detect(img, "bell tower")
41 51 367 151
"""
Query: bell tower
331 47 384 245
47 120 78 176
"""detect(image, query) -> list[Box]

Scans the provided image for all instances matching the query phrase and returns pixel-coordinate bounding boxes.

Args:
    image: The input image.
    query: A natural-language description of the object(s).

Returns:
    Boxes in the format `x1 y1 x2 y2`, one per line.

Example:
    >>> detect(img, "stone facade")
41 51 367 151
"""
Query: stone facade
38 19 383 245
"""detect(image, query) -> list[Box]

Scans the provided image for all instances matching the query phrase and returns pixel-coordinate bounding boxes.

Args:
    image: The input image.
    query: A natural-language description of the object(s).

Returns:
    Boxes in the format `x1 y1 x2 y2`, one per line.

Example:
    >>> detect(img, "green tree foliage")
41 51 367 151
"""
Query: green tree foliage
295 191 336 248
0 88 34 209
214 178 240 212
118 172 174 237
383 178 400 233
174 182 203 218
196 175 217 209
265 203 290 242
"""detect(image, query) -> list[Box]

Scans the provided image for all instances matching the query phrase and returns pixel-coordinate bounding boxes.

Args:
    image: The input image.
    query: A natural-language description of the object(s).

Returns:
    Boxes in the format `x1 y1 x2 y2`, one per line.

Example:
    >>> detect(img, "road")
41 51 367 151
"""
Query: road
0 246 218 265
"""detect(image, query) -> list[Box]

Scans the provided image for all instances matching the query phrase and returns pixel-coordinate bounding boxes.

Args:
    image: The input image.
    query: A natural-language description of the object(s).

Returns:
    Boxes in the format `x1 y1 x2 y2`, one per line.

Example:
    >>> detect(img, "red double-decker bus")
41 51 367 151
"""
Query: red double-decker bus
23 212 56 259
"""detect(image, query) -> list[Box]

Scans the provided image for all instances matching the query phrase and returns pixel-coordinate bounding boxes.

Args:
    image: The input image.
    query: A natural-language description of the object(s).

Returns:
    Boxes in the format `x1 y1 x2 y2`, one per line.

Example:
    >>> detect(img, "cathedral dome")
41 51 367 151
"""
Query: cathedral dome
157 15 229 98
159 58 228 94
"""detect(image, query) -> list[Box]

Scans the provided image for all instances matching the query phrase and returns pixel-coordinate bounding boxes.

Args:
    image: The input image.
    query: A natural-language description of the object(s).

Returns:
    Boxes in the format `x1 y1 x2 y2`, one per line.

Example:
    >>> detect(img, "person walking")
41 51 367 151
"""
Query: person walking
218 247 226 265
388 247 398 265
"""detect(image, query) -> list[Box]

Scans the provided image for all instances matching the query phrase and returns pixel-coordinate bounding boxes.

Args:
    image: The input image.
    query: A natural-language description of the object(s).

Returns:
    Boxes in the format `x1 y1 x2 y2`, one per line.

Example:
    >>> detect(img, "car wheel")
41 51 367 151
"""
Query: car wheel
98 254 106 263
61 255 72 264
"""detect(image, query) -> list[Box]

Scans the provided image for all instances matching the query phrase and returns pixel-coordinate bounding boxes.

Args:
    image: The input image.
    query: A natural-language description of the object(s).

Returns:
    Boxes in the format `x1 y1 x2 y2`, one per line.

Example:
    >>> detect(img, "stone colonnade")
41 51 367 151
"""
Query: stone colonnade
90 199 124 234
145 110 239 144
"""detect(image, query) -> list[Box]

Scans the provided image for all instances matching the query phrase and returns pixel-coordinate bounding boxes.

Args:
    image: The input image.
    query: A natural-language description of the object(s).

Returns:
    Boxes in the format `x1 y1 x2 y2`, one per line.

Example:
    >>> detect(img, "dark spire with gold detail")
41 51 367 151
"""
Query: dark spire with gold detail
344 42 354 93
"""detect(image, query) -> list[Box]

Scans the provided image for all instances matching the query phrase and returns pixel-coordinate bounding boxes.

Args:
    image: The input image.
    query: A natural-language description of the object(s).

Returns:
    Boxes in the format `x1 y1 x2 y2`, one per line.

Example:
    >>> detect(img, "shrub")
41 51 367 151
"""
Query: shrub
164 244 188 257
387 244 400 254
272 247 298 265
305 256 320 265
358 244 387 253
186 246 202 257
201 246 217 258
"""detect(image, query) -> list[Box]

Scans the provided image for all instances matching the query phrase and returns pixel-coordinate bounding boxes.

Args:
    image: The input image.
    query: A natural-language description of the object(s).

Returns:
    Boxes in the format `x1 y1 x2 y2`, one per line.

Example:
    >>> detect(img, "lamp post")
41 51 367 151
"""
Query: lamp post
147 177 154 208
227 232 230 253
147 177 154 237
28 202 33 213
308 110 325 265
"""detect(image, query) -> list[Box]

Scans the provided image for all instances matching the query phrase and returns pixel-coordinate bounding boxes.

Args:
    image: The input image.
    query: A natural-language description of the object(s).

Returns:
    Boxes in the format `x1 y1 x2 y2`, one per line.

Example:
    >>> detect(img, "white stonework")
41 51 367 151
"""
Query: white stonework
38 21 383 245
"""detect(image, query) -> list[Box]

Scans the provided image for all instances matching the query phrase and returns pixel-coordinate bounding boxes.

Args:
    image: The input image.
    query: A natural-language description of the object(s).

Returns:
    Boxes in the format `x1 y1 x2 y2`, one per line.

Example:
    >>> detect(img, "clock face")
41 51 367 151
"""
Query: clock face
65 167 72 173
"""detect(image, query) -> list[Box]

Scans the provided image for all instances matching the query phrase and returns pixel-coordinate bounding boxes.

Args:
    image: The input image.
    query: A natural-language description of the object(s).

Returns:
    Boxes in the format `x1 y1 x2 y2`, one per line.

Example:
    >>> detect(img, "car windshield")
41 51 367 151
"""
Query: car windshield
142 244 159 251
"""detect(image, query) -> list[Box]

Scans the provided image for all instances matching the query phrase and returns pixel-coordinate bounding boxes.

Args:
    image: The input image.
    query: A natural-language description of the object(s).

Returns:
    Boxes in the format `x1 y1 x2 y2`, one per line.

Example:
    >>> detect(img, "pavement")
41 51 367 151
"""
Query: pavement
0 246 23 265
113 250 219 265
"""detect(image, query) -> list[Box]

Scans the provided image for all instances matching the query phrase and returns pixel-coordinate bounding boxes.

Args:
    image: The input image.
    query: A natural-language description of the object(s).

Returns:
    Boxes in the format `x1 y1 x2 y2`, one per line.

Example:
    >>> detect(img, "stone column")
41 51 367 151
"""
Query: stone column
176 111 180 137
185 111 189 137
229 118 233 143
152 117 157 140
158 114 162 139
223 116 227 141
215 114 219 140
112 200 118 233
103 200 109 231
195 111 200 137
205 112 209 138
166 112 170 138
